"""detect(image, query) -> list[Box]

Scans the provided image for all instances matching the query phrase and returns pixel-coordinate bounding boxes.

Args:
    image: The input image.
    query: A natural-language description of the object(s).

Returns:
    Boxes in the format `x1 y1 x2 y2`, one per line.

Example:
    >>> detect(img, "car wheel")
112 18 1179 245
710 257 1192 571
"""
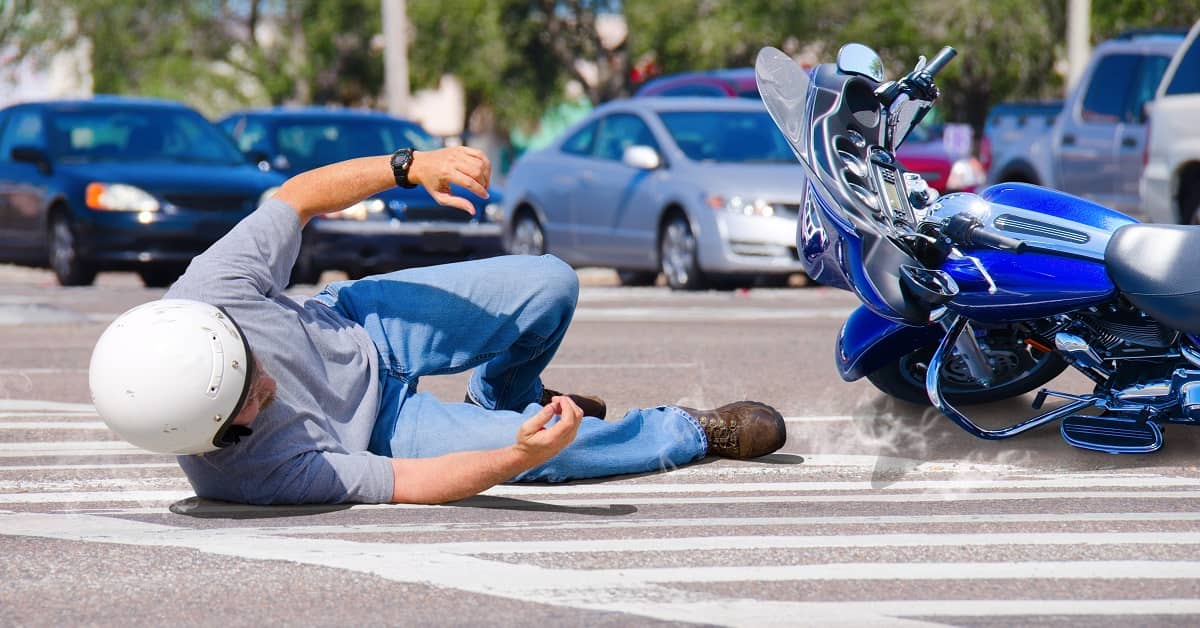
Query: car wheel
1185 180 1200 225
510 213 546 255
138 266 182 288
616 270 657 286
659 214 706 290
48 213 96 287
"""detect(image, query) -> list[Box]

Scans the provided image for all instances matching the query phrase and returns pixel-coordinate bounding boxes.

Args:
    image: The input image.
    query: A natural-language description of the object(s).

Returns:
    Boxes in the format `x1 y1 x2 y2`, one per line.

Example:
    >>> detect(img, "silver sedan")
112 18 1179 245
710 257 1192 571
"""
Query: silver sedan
500 97 808 289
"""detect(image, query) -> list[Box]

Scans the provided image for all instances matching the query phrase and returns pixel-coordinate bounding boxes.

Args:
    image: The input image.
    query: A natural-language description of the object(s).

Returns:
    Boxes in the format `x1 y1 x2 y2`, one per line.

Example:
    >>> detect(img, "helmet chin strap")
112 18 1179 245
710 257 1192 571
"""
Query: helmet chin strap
217 425 253 447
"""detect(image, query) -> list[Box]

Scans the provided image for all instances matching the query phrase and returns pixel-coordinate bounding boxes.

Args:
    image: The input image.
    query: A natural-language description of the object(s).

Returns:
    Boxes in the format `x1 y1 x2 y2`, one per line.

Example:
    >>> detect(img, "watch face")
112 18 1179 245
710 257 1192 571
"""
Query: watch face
392 148 416 188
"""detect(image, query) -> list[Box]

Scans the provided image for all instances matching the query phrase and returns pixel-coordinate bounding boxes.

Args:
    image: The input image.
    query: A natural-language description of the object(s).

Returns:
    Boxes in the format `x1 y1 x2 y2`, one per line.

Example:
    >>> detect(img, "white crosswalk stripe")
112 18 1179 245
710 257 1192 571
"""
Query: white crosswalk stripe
3 400 1200 626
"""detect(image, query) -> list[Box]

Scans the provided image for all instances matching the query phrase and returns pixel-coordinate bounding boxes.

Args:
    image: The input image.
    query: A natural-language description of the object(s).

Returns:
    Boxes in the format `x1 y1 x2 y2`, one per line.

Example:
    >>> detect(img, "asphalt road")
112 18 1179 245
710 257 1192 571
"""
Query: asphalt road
2 264 1199 627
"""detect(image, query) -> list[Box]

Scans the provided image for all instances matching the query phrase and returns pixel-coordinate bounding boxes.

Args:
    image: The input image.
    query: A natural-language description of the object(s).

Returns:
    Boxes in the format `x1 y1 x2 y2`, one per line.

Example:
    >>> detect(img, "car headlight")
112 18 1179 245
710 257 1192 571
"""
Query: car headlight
258 186 281 208
946 157 986 192
326 198 387 221
705 194 782 217
85 183 160 212
483 202 504 223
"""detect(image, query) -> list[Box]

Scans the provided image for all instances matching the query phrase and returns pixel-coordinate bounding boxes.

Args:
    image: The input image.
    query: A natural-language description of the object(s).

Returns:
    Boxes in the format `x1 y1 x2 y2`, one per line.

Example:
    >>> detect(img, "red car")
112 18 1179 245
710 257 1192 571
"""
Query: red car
634 68 986 193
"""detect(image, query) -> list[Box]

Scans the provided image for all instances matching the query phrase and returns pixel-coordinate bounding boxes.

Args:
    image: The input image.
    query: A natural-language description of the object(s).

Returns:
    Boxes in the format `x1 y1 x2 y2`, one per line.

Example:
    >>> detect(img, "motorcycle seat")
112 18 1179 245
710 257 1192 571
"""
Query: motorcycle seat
1106 223 1200 334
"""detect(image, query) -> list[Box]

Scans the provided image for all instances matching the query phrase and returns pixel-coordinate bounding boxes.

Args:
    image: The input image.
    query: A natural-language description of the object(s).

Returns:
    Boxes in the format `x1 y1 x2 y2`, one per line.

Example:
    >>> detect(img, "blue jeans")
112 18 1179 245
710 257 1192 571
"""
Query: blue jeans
315 254 707 482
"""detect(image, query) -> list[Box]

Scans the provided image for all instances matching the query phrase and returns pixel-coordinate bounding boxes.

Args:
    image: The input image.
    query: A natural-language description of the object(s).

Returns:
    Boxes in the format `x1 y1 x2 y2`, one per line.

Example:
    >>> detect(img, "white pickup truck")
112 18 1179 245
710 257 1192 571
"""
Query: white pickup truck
985 31 1185 221
1140 21 1200 224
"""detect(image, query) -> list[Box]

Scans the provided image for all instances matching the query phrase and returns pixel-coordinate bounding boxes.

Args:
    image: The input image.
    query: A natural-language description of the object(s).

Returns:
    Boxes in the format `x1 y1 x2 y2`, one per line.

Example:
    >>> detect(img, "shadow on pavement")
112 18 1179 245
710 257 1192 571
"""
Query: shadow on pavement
169 496 352 519
447 495 638 516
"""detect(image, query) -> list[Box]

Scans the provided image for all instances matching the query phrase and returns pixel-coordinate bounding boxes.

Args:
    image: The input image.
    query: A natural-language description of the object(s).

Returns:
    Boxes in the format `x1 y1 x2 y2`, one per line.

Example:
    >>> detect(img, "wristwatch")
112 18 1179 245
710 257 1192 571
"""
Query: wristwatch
390 147 417 189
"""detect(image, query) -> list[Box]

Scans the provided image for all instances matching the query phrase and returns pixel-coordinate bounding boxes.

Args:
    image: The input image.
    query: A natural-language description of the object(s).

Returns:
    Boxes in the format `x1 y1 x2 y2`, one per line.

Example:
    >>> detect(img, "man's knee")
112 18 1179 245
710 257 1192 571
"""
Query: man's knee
534 254 579 307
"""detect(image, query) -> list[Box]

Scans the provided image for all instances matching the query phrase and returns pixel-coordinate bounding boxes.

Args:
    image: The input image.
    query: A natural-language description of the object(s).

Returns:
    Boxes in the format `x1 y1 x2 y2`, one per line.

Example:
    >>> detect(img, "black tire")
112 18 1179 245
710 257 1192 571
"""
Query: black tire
1184 180 1200 225
48 212 96 287
659 213 706 290
137 266 182 288
616 270 657 286
509 213 546 255
866 331 1068 406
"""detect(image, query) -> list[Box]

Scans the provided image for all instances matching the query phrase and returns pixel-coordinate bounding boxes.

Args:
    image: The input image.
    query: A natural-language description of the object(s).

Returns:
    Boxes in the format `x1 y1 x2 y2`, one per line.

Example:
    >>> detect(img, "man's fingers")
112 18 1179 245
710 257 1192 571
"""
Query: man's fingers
430 190 476 215
451 167 489 199
520 400 559 436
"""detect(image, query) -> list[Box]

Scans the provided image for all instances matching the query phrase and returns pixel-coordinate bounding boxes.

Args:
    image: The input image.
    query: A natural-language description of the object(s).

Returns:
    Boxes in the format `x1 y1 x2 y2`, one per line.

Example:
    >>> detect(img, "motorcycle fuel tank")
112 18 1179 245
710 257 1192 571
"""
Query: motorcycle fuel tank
932 183 1137 323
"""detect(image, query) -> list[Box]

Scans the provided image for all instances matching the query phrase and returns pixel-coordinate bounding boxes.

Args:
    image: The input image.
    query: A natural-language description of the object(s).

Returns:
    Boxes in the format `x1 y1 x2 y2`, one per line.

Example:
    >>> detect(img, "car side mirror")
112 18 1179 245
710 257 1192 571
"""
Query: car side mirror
11 145 51 174
622 145 661 170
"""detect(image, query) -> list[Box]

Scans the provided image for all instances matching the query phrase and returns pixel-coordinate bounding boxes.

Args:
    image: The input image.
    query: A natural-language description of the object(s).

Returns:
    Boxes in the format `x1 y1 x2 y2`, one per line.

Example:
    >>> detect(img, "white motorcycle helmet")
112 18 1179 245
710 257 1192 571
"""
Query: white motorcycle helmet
89 299 255 455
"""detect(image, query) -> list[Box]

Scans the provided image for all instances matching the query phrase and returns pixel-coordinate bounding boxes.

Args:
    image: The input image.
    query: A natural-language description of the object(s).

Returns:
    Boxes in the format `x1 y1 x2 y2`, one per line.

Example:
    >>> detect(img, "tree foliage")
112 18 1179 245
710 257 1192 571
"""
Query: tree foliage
1 0 1195 136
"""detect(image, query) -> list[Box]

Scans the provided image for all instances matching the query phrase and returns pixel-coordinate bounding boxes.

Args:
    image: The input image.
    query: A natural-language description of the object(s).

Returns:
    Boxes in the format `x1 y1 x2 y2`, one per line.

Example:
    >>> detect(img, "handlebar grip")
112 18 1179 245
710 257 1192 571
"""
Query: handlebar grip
969 227 1026 253
924 47 957 76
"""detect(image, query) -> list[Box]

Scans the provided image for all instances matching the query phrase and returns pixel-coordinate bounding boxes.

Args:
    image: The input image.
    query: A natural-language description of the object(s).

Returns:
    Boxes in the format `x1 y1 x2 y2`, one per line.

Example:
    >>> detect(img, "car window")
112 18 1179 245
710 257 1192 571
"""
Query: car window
1080 54 1140 123
273 118 438 172
0 110 46 160
1127 55 1172 123
219 115 242 140
593 114 658 162
1165 38 1200 95
658 110 794 163
48 107 244 165
235 118 270 153
561 120 597 156
0 110 12 161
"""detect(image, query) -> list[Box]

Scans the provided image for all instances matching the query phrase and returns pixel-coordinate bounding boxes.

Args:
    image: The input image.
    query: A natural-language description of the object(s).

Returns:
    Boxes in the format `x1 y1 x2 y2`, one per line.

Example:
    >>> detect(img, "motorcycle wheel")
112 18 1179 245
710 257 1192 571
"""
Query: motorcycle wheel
866 332 1068 406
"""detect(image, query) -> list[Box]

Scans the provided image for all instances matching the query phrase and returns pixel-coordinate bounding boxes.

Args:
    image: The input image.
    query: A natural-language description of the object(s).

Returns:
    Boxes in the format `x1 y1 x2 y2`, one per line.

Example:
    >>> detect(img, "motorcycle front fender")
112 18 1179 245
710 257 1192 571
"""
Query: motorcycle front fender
836 305 944 381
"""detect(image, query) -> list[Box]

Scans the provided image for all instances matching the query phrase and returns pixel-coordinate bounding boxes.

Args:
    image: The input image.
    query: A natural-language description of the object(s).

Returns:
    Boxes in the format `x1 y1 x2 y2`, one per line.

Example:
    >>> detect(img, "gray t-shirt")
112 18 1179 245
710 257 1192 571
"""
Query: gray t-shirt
166 199 394 504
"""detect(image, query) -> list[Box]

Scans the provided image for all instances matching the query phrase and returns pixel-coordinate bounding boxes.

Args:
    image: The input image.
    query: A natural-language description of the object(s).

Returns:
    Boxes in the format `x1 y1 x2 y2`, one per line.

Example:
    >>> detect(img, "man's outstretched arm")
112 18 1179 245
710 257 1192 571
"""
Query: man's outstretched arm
273 146 492 225
389 396 582 505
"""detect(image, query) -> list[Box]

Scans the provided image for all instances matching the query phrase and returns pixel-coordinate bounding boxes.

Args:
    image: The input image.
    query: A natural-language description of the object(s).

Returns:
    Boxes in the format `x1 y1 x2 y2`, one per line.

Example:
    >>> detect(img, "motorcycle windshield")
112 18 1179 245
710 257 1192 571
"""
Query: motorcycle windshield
755 47 812 165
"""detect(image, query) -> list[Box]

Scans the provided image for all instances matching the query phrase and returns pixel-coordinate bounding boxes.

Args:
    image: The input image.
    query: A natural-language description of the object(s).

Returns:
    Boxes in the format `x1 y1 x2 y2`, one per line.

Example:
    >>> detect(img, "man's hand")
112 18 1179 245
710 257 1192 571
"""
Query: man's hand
513 395 582 465
389 395 582 505
409 146 492 215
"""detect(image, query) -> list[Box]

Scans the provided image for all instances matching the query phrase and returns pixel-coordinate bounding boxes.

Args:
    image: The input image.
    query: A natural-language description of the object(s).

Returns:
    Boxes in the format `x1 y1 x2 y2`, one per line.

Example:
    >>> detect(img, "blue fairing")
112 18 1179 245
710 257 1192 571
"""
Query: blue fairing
941 250 1118 322
836 305 943 381
933 183 1137 323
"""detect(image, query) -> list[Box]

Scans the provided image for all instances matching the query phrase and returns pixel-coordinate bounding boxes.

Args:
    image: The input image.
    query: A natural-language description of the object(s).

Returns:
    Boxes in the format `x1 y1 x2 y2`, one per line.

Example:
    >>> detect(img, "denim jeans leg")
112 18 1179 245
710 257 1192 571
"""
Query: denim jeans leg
316 254 578 411
390 391 708 481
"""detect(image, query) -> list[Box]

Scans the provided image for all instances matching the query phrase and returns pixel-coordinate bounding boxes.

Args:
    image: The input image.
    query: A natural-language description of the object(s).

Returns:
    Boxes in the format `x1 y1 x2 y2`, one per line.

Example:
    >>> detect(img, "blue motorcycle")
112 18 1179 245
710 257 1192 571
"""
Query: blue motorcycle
756 43 1200 454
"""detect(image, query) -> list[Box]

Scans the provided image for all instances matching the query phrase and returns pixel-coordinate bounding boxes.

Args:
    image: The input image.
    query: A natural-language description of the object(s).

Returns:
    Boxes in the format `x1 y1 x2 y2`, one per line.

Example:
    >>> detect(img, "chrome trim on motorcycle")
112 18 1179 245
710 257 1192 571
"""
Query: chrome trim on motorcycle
926 316 1098 439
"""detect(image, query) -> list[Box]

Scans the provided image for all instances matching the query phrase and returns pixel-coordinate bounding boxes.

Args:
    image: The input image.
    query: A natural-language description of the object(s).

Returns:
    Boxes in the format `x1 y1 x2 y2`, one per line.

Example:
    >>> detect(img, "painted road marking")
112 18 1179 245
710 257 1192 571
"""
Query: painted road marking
4 489 1200 506
0 400 97 413
0 421 108 430
2 512 1198 628
178 511 1200 537
3 473 1199 496
572 307 855 322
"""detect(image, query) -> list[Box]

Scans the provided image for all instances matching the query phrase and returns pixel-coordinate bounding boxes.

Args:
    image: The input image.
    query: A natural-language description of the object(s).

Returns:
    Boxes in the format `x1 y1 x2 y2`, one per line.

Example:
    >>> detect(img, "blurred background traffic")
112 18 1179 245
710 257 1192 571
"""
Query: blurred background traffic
0 0 1196 289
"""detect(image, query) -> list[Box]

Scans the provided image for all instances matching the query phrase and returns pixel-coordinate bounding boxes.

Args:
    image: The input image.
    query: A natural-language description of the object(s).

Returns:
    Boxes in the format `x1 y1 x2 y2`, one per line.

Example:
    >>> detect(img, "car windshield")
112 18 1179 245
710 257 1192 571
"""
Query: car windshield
657 110 795 163
273 118 441 172
49 107 245 165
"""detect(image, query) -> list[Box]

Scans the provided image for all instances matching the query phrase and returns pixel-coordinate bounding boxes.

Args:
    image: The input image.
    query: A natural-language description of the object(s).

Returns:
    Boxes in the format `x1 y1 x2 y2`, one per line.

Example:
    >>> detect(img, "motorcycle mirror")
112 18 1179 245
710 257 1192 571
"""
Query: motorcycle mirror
755 47 813 163
836 43 886 82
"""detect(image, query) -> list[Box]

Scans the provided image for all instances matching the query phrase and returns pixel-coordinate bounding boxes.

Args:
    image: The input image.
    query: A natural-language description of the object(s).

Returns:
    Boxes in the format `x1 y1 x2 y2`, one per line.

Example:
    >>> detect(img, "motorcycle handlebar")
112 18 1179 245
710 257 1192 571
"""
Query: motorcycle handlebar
923 47 957 77
944 213 1026 253
968 227 1027 253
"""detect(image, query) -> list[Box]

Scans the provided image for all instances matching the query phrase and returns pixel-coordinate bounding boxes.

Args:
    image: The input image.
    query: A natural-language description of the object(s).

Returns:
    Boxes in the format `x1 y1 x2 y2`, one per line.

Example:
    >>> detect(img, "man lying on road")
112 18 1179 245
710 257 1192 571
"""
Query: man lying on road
88 146 787 505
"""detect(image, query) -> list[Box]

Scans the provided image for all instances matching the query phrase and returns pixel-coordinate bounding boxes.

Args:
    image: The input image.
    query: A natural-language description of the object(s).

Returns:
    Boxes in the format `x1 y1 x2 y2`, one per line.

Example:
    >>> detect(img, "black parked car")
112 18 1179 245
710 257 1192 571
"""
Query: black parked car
218 107 503 283
0 96 284 286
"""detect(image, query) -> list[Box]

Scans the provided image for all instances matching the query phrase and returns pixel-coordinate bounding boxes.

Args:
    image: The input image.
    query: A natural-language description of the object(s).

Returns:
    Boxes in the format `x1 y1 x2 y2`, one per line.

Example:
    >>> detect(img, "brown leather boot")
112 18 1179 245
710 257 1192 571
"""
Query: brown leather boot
541 387 607 420
679 401 786 459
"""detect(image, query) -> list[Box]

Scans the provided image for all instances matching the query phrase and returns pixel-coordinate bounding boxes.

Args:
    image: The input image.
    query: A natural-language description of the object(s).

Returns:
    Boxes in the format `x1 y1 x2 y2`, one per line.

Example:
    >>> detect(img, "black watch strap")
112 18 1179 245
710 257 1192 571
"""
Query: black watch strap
390 148 417 189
